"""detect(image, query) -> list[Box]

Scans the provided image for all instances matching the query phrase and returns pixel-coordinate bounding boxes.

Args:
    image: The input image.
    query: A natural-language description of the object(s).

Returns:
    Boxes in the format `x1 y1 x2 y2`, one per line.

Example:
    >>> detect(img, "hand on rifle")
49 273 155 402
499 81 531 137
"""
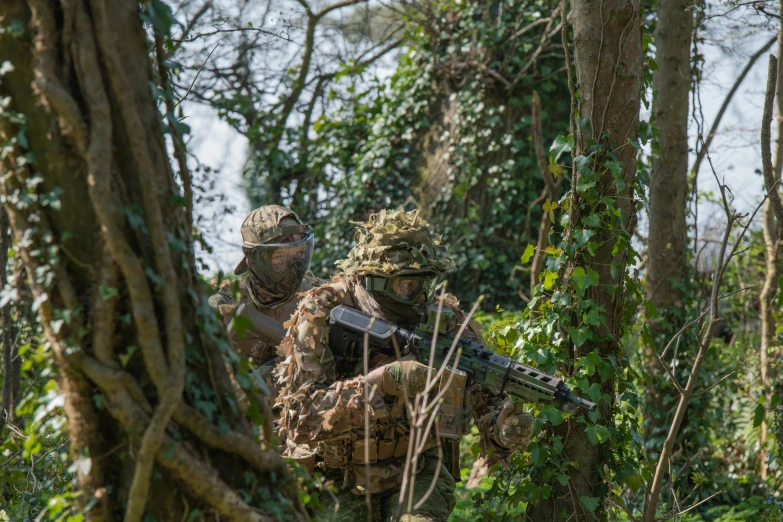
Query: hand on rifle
365 356 429 398
491 399 534 451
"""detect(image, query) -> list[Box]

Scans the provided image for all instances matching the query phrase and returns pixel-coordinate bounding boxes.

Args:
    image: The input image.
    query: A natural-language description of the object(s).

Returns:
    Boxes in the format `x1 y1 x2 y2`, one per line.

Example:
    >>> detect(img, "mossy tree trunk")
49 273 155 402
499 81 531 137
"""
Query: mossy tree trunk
528 0 642 519
0 2 304 521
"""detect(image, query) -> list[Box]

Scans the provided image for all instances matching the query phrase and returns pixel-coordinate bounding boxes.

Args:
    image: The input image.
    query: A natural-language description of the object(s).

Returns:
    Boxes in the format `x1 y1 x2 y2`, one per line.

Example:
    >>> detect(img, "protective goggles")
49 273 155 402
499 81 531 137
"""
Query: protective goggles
363 273 439 304
241 226 314 275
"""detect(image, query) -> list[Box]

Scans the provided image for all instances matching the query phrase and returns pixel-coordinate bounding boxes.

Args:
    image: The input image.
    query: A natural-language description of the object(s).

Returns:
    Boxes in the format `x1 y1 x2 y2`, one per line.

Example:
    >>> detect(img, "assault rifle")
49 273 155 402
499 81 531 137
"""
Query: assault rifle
329 305 596 413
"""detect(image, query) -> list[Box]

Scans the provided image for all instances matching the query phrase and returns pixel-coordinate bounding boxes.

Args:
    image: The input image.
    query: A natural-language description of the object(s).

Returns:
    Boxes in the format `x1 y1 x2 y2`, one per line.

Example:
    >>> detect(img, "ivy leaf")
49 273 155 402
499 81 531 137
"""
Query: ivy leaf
543 198 559 222
604 160 622 178
528 442 543 465
232 314 253 341
582 308 601 326
540 406 566 426
545 246 562 256
753 404 766 428
585 425 610 445
119 345 138 368
566 326 591 347
583 214 601 228
580 495 600 515
573 229 595 247
571 266 599 293
100 285 119 300
550 134 573 162
521 244 535 264
543 270 558 290
625 473 643 493
548 157 563 179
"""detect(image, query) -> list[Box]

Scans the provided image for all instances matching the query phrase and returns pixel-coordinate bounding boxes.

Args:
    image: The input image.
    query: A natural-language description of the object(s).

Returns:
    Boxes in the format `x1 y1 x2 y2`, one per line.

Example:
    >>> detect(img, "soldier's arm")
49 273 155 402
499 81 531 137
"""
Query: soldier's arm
274 288 391 445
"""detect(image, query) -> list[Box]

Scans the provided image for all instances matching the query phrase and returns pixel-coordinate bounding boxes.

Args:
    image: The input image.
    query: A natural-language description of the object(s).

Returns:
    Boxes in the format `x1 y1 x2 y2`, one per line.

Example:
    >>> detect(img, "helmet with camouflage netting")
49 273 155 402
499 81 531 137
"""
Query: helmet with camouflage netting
235 205 314 306
337 209 453 303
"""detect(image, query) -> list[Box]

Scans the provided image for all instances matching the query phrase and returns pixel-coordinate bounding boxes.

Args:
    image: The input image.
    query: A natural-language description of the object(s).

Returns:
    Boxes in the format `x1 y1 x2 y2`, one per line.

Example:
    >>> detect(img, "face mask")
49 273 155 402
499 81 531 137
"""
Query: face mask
242 228 314 307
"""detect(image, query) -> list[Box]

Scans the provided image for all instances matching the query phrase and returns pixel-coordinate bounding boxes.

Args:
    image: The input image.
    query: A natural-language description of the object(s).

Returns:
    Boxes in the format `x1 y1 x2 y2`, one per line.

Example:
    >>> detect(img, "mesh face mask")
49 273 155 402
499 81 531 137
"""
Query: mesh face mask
242 227 314 305
363 273 439 304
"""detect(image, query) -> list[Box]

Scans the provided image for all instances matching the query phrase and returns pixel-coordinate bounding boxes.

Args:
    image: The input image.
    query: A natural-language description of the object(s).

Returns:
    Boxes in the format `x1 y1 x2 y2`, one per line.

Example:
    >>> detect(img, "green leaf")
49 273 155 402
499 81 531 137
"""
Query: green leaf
582 308 601 326
585 425 610 445
573 229 595 247
119 345 138 368
580 495 600 515
753 404 766 427
550 134 573 162
521 244 535 264
548 157 563 179
571 266 599 293
566 326 591 347
540 406 566 426
603 160 622 178
583 214 601 227
232 314 253 340
543 270 558 290
528 442 543 465
543 198 559 222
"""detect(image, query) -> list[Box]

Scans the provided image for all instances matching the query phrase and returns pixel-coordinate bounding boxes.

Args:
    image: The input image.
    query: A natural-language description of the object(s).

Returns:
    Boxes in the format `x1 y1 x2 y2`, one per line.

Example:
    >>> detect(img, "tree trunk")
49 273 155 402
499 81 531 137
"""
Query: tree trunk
529 0 642 519
0 206 20 438
759 13 783 481
645 0 694 441
0 2 304 521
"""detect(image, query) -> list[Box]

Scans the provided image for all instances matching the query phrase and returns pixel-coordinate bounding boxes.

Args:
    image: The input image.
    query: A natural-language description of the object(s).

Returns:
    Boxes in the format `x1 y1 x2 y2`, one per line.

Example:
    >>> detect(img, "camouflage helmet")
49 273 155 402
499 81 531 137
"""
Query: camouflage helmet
337 208 454 276
234 205 308 275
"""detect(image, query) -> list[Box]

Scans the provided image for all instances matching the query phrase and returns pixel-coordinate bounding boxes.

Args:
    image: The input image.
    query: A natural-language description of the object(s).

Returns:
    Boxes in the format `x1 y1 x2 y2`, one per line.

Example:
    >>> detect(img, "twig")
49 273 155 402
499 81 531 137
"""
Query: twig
659 309 709 360
174 42 219 110
655 354 685 395
653 492 721 521
413 423 444 510
693 371 735 398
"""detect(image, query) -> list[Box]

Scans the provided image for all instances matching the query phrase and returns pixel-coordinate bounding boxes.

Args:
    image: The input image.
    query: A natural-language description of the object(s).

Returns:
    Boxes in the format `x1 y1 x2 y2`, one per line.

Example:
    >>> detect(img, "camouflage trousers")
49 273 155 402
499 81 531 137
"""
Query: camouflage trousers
318 450 456 522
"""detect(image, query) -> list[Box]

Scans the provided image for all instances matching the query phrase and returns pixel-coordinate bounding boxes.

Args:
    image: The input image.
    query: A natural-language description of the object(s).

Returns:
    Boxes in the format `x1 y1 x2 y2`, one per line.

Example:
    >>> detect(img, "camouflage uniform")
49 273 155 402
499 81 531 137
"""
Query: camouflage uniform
209 205 323 383
274 209 533 522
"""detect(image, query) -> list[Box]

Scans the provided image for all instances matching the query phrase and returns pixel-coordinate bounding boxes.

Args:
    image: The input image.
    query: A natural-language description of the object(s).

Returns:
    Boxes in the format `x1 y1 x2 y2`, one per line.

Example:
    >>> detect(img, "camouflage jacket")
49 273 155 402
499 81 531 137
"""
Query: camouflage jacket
209 274 322 365
274 276 513 492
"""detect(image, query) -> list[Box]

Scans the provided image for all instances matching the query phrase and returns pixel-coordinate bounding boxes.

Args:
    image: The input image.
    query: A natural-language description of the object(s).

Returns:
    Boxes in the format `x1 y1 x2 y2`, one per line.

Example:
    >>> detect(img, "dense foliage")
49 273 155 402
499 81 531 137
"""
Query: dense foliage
1 0 782 520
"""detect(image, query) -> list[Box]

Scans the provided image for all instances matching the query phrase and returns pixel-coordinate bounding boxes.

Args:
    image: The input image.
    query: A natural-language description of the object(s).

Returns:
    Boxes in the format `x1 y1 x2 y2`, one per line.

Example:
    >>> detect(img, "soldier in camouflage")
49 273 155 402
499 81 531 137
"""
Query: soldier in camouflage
274 209 533 521
209 205 322 374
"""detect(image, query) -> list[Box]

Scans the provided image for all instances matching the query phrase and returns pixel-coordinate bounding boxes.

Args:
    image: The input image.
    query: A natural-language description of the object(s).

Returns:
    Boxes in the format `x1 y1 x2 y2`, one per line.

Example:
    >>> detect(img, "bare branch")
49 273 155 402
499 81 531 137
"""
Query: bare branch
762 54 783 224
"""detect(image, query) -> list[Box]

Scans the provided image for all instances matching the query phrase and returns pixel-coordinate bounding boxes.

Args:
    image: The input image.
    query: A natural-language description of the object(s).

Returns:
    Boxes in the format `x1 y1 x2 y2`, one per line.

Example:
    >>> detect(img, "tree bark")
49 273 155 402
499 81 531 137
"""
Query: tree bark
0 2 304 520
759 11 783 481
528 0 642 519
645 0 694 440
0 206 20 439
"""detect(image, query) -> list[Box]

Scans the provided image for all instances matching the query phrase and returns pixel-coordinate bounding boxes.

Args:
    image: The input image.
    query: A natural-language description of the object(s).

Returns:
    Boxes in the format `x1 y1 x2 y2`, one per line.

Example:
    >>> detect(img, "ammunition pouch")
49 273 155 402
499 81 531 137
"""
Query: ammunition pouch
318 423 428 469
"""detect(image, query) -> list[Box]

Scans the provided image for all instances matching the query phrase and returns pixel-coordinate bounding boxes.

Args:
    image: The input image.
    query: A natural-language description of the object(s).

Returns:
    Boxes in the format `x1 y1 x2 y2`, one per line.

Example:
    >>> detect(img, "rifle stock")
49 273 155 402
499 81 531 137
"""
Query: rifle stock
227 303 287 347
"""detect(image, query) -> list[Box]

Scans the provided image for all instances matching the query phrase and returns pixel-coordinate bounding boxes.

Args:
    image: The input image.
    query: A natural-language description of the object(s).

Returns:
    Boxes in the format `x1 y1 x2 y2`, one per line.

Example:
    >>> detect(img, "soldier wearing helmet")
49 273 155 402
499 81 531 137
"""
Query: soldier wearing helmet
274 209 533 521
209 205 322 367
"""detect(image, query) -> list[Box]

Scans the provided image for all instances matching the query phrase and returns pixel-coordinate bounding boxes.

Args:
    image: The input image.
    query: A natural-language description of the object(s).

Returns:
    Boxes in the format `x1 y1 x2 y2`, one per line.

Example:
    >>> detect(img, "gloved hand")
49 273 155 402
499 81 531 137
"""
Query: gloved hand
491 399 534 451
365 357 432 399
